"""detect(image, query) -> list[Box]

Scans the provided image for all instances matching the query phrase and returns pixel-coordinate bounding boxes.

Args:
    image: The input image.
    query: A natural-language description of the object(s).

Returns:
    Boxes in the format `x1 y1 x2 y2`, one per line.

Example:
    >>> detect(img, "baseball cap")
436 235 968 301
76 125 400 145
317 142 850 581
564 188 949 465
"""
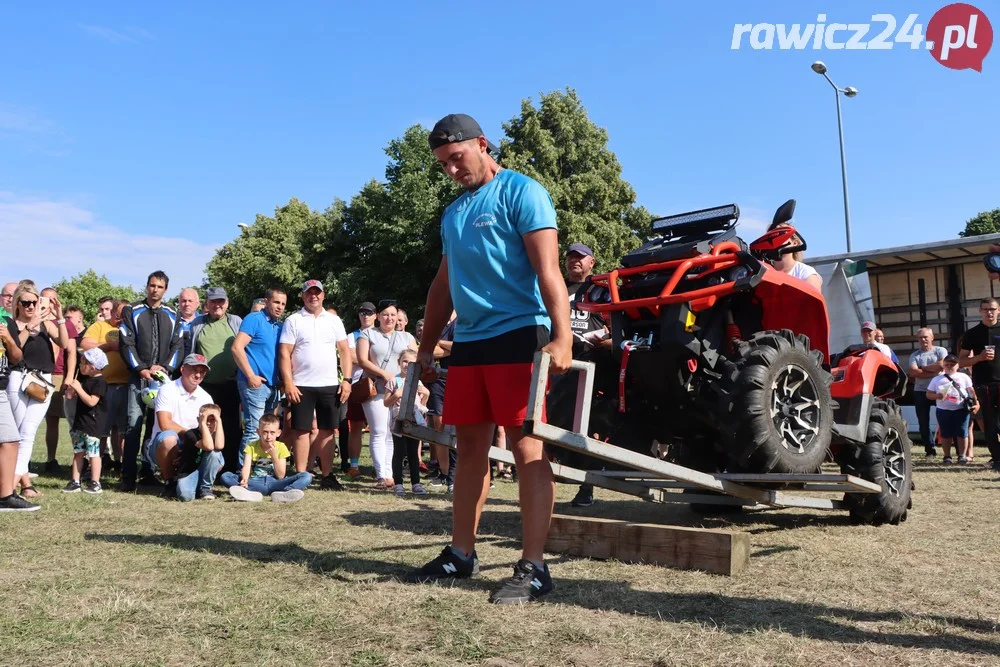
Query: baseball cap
205 287 227 301
944 354 959 363
182 353 211 370
358 301 376 313
82 348 109 370
428 113 500 155
567 242 594 258
861 320 876 331
301 279 324 294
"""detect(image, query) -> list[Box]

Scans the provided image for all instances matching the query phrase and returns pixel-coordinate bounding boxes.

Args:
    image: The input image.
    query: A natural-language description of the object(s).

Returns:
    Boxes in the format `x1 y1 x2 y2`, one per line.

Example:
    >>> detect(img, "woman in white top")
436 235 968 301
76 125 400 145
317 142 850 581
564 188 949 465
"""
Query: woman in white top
768 223 823 290
355 300 417 490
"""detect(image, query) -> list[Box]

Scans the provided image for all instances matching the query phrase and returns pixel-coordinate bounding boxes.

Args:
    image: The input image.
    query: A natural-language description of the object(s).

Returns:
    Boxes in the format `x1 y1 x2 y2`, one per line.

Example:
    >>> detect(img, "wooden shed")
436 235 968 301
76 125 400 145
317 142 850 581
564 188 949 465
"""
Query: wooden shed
811 233 1000 362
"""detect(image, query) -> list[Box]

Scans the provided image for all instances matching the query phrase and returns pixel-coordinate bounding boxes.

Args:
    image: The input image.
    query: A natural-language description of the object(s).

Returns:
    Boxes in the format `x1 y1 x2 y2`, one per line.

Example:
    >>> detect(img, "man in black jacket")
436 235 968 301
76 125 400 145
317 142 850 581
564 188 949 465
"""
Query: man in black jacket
117 270 183 491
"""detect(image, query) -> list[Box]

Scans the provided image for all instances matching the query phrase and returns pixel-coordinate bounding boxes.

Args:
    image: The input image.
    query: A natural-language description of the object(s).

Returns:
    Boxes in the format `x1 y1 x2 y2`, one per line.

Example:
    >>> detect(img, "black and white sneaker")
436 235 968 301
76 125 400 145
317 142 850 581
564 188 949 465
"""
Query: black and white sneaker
0 493 41 512
62 480 82 493
489 559 554 604
405 546 479 583
571 486 595 507
84 481 103 494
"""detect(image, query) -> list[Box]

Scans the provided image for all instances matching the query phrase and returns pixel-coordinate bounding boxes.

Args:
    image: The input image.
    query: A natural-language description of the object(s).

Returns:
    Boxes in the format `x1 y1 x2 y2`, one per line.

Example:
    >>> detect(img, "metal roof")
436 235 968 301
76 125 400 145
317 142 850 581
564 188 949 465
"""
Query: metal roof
809 232 1000 269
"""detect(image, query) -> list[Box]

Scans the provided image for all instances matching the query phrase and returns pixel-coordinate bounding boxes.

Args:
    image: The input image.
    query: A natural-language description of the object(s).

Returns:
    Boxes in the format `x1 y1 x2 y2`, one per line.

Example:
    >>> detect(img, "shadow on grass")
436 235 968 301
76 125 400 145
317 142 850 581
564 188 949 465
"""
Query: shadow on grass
555 580 1000 656
83 532 509 590
84 532 999 655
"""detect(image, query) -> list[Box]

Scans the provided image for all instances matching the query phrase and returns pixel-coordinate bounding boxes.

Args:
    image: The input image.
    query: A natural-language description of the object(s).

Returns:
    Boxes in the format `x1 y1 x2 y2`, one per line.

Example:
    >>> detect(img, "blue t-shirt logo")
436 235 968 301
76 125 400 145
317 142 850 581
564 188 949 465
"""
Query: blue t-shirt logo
441 169 558 343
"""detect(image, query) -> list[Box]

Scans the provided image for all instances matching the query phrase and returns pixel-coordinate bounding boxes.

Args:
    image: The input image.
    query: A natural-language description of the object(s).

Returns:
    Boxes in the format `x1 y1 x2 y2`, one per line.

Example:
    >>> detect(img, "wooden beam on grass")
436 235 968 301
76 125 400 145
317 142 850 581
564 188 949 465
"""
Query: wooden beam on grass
545 514 750 576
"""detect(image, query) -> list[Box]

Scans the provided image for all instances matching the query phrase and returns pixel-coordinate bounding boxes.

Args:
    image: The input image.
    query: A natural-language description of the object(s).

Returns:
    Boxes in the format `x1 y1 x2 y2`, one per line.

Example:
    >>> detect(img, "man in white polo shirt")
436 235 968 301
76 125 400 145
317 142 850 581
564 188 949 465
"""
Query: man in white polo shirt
279 279 352 489
149 353 217 500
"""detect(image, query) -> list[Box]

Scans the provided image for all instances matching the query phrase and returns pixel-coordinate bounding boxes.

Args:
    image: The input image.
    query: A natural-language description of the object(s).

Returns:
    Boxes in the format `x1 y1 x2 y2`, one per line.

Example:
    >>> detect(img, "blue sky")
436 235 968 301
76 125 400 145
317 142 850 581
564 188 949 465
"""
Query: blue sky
2 1 998 295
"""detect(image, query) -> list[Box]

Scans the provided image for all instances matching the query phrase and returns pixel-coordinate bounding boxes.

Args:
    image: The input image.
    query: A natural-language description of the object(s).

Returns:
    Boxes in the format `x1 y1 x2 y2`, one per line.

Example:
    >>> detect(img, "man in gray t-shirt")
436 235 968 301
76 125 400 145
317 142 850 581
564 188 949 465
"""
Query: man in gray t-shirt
908 327 949 456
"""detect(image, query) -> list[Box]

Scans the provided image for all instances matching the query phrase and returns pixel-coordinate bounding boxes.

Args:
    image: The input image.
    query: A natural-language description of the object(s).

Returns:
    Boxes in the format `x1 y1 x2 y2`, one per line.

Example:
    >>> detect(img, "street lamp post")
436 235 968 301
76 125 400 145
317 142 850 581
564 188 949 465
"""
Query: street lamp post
811 61 857 254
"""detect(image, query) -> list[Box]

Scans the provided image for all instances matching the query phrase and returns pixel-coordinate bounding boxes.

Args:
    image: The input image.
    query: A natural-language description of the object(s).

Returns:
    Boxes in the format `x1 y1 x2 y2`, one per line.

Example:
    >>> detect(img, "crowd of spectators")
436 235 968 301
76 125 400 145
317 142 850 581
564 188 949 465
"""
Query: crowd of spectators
0 271 481 512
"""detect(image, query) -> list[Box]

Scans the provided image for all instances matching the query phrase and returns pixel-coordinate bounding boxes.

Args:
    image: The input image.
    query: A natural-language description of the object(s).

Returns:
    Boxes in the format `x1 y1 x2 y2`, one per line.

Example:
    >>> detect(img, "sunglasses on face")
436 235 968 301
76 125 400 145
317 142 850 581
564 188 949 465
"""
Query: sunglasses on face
359 310 374 316
20 300 37 308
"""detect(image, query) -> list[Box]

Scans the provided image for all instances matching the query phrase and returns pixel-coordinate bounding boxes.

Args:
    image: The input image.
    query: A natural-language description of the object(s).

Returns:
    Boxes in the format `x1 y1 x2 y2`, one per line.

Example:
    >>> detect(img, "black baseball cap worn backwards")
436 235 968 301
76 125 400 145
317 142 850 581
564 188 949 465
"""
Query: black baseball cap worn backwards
429 113 500 155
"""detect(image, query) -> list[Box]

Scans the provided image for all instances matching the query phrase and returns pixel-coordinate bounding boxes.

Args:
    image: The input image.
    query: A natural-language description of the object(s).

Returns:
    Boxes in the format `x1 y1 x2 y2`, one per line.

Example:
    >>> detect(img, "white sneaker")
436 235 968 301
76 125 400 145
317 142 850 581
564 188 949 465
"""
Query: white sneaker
393 484 406 497
228 485 264 502
412 483 429 495
271 489 305 503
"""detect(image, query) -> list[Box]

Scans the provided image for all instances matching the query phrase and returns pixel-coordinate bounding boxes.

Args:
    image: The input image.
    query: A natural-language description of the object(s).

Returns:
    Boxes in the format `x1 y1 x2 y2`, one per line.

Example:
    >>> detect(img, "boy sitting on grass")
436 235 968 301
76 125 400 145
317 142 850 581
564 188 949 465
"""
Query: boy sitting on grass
62 348 110 495
222 413 312 503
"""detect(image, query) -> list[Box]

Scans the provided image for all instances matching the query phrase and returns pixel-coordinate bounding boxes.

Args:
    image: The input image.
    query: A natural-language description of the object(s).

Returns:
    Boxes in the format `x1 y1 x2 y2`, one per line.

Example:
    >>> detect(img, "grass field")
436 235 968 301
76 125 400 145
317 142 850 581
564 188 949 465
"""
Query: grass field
3 426 1000 667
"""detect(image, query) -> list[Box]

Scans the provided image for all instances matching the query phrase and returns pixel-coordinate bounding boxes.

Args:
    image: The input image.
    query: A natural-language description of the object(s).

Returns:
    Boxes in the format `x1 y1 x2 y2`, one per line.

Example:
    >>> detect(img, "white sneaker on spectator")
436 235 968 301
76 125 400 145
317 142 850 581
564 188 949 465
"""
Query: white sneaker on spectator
271 489 305 503
393 484 406 497
412 483 428 495
229 486 264 502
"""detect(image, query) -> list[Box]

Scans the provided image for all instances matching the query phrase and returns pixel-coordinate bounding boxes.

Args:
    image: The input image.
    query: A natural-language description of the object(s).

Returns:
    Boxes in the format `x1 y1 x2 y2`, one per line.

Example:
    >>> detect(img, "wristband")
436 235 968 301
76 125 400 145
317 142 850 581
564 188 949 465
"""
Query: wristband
56 319 66 325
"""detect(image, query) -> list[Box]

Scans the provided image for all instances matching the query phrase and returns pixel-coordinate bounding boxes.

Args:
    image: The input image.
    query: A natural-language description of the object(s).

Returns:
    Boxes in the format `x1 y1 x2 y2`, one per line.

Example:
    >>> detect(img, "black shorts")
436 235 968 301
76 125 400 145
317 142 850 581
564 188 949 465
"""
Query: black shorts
290 386 340 431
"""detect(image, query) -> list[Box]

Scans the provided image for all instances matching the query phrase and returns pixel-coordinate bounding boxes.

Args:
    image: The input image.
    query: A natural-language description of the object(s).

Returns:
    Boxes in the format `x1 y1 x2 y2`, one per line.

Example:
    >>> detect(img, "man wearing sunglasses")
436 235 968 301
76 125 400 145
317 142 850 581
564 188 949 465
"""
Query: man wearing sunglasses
408 113 572 604
0 282 16 320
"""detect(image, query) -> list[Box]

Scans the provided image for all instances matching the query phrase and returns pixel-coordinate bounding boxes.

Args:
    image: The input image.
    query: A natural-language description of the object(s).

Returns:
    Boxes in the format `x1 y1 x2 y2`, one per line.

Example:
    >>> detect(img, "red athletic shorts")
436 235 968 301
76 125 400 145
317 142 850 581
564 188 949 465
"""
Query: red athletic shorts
442 363 546 428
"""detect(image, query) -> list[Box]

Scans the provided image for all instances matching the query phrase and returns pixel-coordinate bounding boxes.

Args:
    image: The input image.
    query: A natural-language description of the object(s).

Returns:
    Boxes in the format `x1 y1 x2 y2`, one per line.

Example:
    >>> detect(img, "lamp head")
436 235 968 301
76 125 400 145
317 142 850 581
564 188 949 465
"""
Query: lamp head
811 61 828 74
843 86 858 97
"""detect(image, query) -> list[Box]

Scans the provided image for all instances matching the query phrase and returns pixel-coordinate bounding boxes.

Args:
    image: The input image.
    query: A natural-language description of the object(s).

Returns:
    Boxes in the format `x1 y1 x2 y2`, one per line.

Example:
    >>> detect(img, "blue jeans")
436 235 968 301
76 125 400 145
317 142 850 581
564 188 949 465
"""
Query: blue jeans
237 374 280 462
176 450 224 501
219 471 312 495
123 373 155 484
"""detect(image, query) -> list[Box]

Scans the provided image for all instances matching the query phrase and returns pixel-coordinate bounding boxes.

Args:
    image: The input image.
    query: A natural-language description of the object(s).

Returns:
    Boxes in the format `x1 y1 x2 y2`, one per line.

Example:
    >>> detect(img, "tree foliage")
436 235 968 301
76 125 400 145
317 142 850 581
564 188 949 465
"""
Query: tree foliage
51 270 143 323
500 88 653 271
202 89 652 319
959 208 1000 238
205 198 338 314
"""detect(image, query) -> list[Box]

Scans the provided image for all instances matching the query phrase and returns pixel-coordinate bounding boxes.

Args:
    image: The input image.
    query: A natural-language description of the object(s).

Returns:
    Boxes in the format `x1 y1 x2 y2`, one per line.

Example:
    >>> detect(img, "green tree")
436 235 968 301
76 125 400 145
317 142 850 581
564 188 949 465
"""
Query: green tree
322 125 461 317
52 270 143 323
959 208 1000 237
205 198 334 314
499 88 653 271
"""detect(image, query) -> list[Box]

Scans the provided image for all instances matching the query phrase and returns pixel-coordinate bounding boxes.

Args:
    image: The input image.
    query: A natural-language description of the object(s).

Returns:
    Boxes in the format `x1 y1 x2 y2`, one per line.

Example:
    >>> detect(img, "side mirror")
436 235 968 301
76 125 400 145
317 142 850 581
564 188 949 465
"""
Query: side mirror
984 253 1000 274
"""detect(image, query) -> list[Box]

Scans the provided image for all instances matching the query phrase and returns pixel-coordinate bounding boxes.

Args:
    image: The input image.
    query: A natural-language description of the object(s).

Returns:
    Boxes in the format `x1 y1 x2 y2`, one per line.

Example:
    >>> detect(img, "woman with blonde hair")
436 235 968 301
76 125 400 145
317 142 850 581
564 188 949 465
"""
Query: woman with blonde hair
7 284 69 498
766 200 822 290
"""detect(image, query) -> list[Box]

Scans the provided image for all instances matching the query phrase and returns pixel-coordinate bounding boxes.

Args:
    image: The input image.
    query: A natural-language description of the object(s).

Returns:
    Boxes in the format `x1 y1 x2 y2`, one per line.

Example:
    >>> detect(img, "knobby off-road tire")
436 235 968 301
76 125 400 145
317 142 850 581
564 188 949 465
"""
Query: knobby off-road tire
724 330 834 474
838 399 913 526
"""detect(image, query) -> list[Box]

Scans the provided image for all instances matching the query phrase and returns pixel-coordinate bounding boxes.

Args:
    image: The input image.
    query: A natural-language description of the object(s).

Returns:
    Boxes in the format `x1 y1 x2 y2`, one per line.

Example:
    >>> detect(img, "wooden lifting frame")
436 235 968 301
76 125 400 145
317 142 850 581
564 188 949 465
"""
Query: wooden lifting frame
395 352 880 512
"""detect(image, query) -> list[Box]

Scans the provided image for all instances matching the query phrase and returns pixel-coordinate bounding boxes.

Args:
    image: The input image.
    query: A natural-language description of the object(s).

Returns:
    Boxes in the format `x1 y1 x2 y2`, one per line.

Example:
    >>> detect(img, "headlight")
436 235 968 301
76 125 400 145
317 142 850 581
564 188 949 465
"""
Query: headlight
729 266 751 281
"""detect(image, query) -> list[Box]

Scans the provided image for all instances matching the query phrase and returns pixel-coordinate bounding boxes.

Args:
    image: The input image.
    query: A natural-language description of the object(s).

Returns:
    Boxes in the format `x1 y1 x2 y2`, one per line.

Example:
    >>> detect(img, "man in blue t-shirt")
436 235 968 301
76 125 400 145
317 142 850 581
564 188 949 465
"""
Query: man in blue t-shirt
231 288 287 457
407 113 572 605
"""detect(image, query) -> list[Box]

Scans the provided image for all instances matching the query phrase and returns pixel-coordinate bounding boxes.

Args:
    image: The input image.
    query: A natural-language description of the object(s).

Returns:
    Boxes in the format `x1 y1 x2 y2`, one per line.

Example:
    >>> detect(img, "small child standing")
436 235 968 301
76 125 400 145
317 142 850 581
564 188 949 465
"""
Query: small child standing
62 348 109 494
385 349 429 496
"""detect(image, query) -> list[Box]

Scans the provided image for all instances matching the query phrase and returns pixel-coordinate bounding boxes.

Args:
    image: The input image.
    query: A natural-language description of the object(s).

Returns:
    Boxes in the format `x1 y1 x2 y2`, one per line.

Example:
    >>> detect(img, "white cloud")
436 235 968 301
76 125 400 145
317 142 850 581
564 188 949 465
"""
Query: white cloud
0 192 217 296
78 24 153 44
0 106 53 134
737 205 771 236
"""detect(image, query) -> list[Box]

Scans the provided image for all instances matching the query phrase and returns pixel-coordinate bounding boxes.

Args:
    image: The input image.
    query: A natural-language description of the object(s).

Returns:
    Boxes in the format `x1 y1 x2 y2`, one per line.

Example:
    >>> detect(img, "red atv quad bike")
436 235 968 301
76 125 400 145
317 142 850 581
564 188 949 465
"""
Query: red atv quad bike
550 201 913 525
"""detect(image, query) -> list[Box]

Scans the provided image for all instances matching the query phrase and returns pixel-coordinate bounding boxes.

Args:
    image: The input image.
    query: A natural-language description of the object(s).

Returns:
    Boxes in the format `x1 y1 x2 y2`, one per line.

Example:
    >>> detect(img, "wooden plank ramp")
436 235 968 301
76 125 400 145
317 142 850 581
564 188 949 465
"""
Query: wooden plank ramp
546 514 750 576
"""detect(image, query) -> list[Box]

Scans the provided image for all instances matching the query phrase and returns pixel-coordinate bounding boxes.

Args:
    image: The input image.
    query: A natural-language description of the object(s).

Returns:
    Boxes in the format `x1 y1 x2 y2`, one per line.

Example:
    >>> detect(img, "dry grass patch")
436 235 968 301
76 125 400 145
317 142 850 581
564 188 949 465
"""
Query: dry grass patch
3 436 1000 666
